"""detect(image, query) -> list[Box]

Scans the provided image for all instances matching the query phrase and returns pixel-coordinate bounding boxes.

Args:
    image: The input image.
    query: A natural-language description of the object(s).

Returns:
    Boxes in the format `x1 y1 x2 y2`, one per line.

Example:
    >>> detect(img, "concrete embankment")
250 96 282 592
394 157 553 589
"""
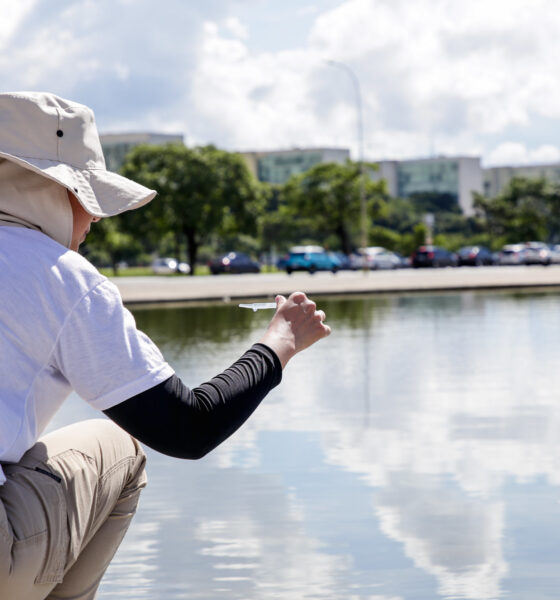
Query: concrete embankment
112 266 560 306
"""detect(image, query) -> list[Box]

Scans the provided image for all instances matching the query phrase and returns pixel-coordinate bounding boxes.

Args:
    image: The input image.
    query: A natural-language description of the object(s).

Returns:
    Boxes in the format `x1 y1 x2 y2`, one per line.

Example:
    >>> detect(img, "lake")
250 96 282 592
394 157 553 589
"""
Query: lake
48 289 560 599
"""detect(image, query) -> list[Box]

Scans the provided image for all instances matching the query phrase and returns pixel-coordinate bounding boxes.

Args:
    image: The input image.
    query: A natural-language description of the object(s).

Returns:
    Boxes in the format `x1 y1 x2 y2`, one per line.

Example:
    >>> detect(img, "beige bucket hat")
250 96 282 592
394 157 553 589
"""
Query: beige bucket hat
0 91 156 217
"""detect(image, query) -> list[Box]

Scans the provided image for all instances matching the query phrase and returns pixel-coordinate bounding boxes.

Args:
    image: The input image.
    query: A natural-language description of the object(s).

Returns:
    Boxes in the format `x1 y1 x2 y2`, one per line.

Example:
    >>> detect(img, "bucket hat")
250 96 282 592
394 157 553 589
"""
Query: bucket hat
0 92 156 217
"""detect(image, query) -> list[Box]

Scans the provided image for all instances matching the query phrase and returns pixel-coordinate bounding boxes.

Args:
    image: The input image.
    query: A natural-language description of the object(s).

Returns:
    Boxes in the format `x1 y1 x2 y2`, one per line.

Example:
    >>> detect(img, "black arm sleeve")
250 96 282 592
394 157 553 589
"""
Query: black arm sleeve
103 343 282 460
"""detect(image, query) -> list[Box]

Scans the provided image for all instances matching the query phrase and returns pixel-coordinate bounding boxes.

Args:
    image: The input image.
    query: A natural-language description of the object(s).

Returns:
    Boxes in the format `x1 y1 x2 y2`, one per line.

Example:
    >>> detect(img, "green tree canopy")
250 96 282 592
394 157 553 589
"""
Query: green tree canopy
473 177 560 245
408 191 461 214
120 143 265 272
280 161 387 254
84 214 145 275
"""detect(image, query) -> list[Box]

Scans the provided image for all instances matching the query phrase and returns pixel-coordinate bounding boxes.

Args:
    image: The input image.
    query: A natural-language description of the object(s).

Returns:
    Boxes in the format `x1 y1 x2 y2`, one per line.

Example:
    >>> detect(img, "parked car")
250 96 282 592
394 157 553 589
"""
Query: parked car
497 244 526 266
358 246 403 270
284 245 340 274
549 244 560 264
522 241 551 265
209 251 261 275
411 245 457 268
151 257 190 275
457 245 495 266
393 251 411 268
329 252 355 270
348 252 367 270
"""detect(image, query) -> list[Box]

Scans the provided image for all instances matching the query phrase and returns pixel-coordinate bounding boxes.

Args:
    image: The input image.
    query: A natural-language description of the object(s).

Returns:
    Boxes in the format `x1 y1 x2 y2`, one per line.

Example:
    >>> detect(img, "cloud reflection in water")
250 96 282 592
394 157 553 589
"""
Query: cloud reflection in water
50 291 560 598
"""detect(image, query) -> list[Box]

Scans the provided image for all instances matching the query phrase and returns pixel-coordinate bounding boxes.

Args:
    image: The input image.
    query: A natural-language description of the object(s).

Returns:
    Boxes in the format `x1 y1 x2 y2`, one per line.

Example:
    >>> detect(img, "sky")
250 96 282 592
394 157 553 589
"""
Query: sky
2 0 560 167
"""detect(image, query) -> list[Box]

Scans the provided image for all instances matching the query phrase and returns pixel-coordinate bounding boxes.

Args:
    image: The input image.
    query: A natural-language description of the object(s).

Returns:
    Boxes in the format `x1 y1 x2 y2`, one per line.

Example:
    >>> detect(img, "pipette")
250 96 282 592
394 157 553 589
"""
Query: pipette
238 302 277 312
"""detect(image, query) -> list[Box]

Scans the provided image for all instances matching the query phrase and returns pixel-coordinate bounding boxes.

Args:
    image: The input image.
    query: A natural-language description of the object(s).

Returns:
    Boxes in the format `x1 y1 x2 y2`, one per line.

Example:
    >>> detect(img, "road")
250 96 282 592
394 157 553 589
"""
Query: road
111 265 560 306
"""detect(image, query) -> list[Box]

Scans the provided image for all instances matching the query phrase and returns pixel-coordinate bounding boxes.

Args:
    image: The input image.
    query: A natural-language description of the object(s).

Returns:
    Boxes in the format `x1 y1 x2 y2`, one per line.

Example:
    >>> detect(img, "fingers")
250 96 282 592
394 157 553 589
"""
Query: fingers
289 291 316 313
282 291 330 336
275 294 286 308
314 310 330 337
290 291 307 305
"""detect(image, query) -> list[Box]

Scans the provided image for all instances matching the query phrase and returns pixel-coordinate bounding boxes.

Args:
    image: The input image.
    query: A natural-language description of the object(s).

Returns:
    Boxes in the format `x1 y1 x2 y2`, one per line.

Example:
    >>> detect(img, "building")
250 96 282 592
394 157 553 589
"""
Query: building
372 156 483 216
240 148 350 185
241 148 482 215
483 163 560 197
100 132 184 172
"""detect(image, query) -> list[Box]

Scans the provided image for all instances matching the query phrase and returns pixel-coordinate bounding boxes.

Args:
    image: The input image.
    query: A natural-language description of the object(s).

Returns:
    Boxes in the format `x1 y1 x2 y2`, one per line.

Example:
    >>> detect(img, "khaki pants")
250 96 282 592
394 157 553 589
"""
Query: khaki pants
0 419 147 600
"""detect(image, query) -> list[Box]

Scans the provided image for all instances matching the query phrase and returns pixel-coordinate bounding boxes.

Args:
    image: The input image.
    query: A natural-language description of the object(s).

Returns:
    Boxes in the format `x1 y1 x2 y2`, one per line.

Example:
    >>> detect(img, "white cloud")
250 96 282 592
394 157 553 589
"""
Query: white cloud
185 0 560 162
3 0 560 163
223 16 248 39
487 142 560 166
0 0 36 49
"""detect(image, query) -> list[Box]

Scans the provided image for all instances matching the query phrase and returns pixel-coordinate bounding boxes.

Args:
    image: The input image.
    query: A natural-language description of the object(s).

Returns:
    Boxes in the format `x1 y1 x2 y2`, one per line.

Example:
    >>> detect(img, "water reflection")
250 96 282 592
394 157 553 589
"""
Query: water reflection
49 291 560 599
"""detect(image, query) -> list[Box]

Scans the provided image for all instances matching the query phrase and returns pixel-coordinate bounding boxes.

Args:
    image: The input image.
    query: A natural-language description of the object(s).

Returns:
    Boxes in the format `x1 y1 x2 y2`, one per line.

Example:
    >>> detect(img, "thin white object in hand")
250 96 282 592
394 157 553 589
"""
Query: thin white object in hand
238 302 277 312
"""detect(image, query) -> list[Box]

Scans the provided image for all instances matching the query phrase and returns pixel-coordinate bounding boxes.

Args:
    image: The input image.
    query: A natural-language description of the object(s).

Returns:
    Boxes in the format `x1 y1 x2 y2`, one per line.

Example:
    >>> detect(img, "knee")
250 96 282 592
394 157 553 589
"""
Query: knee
84 419 148 488
103 421 149 499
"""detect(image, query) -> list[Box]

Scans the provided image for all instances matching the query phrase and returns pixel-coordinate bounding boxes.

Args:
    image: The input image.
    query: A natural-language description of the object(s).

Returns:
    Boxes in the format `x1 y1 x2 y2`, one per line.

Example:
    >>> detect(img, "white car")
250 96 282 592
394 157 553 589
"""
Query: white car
151 257 190 275
549 244 560 264
522 242 551 265
497 244 526 266
358 246 402 270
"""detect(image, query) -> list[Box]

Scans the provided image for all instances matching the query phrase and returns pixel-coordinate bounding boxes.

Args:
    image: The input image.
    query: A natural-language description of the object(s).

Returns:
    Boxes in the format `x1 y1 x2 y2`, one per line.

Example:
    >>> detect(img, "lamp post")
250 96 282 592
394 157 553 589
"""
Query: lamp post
326 60 368 267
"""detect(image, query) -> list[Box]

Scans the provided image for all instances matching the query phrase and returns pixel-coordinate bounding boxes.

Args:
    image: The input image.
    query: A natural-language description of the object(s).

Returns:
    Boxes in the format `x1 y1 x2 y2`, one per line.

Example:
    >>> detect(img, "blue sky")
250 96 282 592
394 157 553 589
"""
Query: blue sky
2 0 560 166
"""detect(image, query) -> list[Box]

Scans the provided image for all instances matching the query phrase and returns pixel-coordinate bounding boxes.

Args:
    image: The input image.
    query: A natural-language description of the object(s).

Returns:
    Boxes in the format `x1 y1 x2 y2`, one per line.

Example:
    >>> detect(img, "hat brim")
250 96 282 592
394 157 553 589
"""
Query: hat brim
0 152 156 218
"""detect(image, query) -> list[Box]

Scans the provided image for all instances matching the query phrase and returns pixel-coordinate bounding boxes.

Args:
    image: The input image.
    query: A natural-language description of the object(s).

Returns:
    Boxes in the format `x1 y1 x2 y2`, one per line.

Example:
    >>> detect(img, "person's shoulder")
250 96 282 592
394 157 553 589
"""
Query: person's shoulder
1 226 106 294
57 246 105 284
52 243 109 295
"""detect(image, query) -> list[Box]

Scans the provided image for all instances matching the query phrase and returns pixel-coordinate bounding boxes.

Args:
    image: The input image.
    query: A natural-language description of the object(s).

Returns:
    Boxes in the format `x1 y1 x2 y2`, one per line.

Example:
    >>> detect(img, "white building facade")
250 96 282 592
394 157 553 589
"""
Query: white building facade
373 156 483 216
240 148 350 184
483 163 560 198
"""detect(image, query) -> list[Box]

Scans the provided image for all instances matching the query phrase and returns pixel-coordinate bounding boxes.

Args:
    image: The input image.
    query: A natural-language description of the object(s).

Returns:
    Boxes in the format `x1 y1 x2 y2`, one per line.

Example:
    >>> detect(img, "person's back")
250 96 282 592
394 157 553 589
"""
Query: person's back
0 226 108 471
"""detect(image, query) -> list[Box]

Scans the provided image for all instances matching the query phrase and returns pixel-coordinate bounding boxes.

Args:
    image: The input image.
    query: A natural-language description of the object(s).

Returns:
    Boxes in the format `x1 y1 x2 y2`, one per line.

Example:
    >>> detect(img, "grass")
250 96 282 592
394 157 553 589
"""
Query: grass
99 265 219 277
99 265 280 277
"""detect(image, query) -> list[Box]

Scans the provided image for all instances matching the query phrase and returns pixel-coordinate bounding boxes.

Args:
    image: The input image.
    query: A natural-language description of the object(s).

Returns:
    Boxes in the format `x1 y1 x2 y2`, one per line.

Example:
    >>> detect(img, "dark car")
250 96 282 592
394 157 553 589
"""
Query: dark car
209 252 261 275
457 245 495 266
412 245 457 268
329 251 356 270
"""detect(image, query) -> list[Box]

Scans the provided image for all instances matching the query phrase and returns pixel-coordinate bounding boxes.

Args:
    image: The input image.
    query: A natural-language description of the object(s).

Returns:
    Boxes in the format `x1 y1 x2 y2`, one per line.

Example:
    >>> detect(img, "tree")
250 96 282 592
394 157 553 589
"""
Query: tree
473 177 560 245
408 191 461 214
84 215 144 275
280 161 387 254
120 144 265 273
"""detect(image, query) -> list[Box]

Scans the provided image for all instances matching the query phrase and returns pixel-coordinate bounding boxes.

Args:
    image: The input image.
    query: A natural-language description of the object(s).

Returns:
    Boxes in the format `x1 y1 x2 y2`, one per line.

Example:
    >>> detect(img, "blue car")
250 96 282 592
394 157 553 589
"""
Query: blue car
284 246 340 274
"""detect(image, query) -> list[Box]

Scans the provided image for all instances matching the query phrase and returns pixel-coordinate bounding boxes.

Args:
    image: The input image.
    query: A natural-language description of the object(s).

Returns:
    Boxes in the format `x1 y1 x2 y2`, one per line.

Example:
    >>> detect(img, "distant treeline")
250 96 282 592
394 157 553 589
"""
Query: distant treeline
83 143 560 274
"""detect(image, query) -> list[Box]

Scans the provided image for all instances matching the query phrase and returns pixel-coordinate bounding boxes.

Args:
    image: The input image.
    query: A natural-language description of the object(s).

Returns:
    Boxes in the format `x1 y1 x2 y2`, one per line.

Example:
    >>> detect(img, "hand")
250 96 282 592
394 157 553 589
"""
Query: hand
259 291 331 368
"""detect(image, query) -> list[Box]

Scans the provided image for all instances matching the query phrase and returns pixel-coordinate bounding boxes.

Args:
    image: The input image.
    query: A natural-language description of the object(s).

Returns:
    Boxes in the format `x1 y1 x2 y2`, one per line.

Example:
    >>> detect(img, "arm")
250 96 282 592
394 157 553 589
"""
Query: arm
104 343 281 459
104 292 330 459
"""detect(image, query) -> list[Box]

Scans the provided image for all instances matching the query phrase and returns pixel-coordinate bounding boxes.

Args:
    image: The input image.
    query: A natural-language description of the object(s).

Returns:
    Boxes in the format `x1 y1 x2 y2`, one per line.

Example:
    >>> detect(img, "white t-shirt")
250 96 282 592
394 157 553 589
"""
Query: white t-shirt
0 227 175 485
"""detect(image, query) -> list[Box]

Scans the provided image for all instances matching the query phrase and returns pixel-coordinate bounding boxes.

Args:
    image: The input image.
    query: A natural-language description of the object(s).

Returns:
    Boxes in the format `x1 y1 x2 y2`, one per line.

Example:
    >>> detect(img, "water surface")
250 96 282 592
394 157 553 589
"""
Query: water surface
49 290 560 599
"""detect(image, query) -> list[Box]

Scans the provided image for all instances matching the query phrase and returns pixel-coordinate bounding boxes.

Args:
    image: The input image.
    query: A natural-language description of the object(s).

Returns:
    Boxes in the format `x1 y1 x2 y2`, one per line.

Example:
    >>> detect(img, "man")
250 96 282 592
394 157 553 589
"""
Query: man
0 92 330 600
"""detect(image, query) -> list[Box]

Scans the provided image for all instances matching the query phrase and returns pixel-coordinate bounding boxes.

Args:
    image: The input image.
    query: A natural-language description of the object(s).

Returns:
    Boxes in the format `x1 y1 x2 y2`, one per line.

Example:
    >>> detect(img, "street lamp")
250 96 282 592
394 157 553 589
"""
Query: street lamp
326 60 368 267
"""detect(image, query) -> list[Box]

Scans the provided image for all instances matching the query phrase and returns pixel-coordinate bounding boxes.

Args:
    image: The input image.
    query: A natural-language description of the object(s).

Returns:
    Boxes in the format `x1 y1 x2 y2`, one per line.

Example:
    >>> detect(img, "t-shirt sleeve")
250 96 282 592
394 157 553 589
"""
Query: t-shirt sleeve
52 279 175 410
